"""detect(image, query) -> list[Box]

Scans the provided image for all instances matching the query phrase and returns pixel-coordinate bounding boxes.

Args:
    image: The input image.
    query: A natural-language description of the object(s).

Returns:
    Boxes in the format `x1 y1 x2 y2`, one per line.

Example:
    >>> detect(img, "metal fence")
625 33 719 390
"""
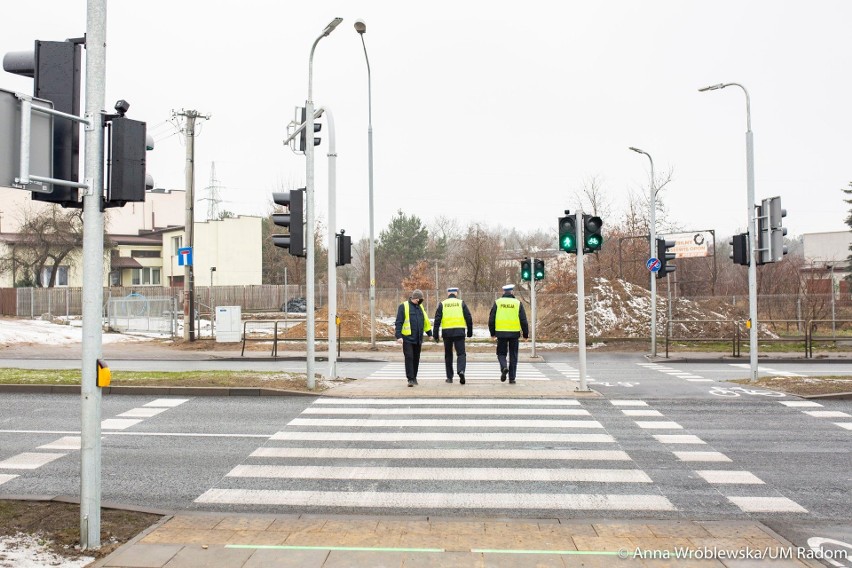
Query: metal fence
107 295 178 336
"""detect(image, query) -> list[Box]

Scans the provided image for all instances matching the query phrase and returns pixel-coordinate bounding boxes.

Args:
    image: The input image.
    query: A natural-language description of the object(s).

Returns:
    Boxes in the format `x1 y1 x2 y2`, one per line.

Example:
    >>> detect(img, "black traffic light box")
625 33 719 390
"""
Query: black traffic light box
299 107 322 152
107 116 147 205
534 258 545 280
730 233 749 266
656 238 676 278
521 258 531 281
582 215 603 253
558 216 577 253
272 189 306 257
336 231 352 266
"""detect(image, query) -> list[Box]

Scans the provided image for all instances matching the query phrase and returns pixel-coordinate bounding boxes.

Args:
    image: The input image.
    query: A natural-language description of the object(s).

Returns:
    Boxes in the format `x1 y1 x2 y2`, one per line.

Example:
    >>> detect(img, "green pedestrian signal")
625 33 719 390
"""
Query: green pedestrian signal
558 216 577 253
521 258 532 281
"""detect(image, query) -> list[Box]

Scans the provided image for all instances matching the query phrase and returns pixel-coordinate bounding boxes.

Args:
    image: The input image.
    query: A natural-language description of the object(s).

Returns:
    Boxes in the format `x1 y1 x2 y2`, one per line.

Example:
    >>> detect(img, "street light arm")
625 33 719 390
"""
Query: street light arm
308 18 343 102
359 34 372 125
699 82 751 131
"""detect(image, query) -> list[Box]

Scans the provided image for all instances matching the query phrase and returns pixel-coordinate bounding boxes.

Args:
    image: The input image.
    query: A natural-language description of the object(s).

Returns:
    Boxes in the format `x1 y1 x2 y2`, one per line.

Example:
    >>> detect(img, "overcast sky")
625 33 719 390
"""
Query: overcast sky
2 1 851 243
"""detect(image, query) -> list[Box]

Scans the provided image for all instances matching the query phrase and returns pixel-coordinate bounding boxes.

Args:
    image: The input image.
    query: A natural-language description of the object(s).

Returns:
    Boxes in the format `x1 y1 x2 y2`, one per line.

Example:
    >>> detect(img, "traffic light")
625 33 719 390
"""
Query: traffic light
558 216 577 253
533 258 545 281
521 258 531 281
3 38 82 206
757 196 788 265
729 233 749 266
298 107 322 152
336 231 352 266
583 215 603 253
271 189 306 257
656 238 676 279
105 113 147 206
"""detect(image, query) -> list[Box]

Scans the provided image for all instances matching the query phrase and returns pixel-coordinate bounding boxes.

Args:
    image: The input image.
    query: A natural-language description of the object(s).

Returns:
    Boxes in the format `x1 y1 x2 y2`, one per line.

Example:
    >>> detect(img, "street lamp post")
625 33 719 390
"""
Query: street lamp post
699 82 758 383
629 147 658 357
354 19 377 350
305 17 342 390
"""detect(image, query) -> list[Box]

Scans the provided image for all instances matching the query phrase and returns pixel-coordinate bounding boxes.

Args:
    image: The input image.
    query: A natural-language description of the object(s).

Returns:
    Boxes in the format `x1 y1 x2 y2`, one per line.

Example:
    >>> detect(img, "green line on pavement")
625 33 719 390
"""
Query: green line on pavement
225 544 445 553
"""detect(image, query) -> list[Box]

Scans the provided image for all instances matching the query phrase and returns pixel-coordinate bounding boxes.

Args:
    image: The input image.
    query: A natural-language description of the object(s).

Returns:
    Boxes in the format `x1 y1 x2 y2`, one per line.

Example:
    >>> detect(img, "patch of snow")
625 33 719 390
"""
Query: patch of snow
0 534 93 568
0 318 155 346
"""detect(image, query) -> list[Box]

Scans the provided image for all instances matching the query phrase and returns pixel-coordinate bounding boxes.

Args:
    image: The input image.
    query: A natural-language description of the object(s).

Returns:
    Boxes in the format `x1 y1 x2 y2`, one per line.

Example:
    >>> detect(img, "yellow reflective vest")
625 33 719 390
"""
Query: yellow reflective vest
439 298 466 329
494 297 522 332
400 301 432 336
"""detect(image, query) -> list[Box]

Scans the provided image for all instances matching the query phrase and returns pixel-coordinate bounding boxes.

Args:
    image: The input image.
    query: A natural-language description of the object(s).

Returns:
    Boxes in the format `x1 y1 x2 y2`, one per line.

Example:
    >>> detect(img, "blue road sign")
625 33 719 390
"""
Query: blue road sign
177 247 193 267
647 257 661 272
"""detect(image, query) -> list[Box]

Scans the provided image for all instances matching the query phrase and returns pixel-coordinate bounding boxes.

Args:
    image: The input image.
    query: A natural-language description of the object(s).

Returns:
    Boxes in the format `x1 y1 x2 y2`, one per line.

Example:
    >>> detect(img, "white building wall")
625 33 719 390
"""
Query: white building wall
803 231 851 266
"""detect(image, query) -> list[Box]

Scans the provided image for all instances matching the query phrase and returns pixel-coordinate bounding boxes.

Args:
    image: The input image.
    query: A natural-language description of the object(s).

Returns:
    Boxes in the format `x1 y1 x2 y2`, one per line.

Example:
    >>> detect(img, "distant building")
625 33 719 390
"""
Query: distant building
802 231 850 294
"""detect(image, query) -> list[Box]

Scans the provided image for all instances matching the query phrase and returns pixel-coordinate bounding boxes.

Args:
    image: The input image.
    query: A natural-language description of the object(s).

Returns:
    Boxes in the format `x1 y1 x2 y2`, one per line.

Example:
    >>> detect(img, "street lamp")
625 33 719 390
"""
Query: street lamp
210 266 216 289
305 17 342 390
699 82 759 383
354 18 377 350
629 146 658 357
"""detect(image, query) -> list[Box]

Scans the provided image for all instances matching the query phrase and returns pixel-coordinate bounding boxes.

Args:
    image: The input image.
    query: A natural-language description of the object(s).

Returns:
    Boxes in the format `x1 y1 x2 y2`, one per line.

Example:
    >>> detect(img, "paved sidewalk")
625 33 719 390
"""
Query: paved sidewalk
94 513 822 567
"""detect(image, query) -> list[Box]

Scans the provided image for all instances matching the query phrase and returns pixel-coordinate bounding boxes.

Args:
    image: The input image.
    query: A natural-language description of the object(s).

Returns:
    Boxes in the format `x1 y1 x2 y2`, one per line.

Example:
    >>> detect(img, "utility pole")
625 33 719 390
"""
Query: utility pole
173 109 209 341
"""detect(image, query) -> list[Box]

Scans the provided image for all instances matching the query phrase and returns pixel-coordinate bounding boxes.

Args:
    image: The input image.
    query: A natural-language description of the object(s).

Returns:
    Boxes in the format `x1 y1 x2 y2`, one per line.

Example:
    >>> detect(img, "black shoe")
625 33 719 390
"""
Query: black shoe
509 379 516 384
459 372 465 385
445 378 453 383
500 368 508 382
408 379 415 387
413 378 419 385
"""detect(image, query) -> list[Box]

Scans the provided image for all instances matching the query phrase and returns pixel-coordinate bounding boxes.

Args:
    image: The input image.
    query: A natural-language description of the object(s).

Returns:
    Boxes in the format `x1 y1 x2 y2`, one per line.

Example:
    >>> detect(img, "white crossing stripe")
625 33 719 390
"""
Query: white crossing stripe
315 398 582 406
695 470 764 484
196 489 676 511
0 452 66 470
779 401 822 407
621 410 663 417
288 418 603 429
38 436 81 450
835 423 852 430
610 400 648 406
803 410 851 418
0 474 18 486
367 362 549 381
673 451 731 462
727 496 807 513
654 435 705 444
548 363 593 382
271 432 616 443
251 448 631 461
635 421 683 429
227 465 653 483
686 379 714 382
144 398 190 407
302 407 590 416
101 418 143 430
729 364 805 377
118 408 169 418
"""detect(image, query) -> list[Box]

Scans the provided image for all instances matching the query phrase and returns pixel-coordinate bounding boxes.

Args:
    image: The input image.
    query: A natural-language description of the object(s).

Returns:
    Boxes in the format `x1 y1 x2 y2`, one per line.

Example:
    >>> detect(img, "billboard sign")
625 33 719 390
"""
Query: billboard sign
0 88 53 192
667 231 713 258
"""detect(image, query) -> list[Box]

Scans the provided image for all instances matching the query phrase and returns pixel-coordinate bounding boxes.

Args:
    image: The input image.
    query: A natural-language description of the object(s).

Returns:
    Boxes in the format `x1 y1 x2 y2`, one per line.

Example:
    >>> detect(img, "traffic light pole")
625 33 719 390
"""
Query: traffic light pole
80 0 106 549
323 106 337 380
530 259 536 358
575 211 589 392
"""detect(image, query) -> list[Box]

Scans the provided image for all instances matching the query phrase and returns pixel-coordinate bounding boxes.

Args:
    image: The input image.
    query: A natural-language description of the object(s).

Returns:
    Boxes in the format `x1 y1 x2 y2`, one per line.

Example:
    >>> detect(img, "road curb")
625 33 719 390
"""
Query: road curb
0 384 319 397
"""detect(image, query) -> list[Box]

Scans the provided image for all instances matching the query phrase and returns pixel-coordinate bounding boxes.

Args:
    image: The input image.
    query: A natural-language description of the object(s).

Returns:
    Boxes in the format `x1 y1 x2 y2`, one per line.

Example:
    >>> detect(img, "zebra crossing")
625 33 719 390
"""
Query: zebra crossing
195 397 809 516
637 361 711 381
365 361 549 381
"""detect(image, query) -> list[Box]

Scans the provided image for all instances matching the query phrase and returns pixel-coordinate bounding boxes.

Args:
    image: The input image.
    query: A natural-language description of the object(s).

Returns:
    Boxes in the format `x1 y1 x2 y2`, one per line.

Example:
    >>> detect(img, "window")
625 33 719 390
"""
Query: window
131 267 161 286
130 250 161 258
172 236 183 255
40 266 68 287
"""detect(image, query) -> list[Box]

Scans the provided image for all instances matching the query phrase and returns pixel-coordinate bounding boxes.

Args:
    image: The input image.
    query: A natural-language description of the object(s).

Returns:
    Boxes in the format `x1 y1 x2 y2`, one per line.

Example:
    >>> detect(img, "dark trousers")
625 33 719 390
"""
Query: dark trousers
443 337 467 379
402 341 422 380
496 337 520 380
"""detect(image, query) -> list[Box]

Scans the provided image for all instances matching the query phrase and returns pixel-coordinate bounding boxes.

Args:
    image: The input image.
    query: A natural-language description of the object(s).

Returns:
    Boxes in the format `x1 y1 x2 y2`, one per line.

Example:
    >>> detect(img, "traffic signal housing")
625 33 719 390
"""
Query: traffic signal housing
582 215 603 253
521 258 531 281
558 216 577 253
106 115 147 205
336 231 352 266
656 238 676 279
729 233 749 266
298 107 322 152
757 196 788 265
272 189 306 257
534 258 545 281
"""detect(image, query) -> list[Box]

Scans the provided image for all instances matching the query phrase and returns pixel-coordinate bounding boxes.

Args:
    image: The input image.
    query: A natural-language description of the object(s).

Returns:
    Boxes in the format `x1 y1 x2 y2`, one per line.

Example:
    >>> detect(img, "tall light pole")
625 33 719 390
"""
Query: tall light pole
305 17 342 389
354 19 377 349
699 82 758 383
629 146 658 357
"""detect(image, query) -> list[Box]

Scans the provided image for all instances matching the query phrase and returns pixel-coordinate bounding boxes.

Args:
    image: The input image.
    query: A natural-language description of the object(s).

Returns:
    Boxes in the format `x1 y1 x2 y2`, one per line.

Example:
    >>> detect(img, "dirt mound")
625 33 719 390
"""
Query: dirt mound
283 308 395 339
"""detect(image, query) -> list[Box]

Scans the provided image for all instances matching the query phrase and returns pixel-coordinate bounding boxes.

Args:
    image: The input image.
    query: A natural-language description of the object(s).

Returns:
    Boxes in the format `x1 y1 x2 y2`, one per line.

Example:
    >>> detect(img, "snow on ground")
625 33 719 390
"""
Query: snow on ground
0 534 93 568
0 318 155 346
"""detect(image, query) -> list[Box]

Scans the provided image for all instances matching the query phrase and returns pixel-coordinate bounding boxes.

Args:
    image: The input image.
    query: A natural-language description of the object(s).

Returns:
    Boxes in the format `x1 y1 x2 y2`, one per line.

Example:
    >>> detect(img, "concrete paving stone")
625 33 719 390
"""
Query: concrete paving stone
241 548 329 568
322 550 406 568
634 558 724 567
719 560 810 567
140 529 184 545
592 522 657 538
401 551 484 568
162 545 254 568
480 552 567 567
560 554 620 567
226 530 289 546
430 520 487 535
321 519 380 533
267 518 328 533
696 521 774 540
214 517 277 532
156 528 238 545
645 521 713 538
165 515 224 530
570 535 632 552
626 537 696 550
396 534 448 549
539 523 598 538
686 537 764 550
102 543 183 567
379 520 432 535
333 532 402 548
282 532 343 547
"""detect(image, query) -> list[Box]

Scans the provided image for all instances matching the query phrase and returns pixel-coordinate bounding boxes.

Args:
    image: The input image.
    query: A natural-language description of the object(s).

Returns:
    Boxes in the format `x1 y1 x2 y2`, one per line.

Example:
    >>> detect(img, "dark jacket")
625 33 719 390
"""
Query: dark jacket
488 292 529 339
433 297 474 340
395 300 432 344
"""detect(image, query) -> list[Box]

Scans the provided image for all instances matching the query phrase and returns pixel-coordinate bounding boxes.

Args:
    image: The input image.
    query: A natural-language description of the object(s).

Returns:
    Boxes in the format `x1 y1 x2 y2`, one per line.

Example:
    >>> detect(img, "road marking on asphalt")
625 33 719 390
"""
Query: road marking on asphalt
836 423 852 430
270 432 616 443
803 410 852 418
610 400 648 406
196 489 676 511
695 470 764 484
302 407 591 416
0 474 17 486
672 451 731 462
287 418 603 429
727 496 807 513
251 448 632 461
38 436 81 450
314 398 582 406
101 418 143 430
227 465 654 483
621 410 663 417
729 364 806 377
143 398 190 407
118 407 169 418
635 421 683 429
367 362 550 381
686 379 714 382
0 452 66 469
653 435 705 444
779 401 823 407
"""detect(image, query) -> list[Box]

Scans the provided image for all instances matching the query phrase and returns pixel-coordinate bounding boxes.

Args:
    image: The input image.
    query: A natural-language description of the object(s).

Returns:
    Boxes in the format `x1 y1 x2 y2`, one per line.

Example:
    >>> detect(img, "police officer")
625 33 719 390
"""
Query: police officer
433 287 474 385
395 289 432 387
488 284 529 384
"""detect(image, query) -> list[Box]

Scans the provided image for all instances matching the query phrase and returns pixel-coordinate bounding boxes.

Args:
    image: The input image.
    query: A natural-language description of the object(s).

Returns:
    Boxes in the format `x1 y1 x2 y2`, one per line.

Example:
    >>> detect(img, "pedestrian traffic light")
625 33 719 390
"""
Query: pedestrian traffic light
757 196 788 265
558 216 577 253
533 258 545 281
656 238 676 278
520 258 531 281
272 189 306 257
583 215 603 253
729 233 749 266
3 38 82 206
105 108 148 206
336 230 352 266
298 107 322 152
